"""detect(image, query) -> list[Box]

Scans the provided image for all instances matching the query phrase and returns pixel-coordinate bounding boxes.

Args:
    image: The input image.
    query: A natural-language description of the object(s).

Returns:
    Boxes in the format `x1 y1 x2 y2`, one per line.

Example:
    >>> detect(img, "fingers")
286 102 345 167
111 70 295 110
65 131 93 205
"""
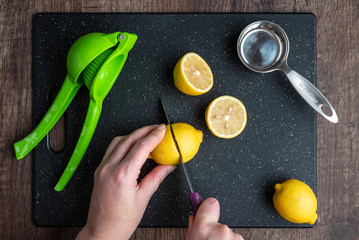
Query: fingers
186 199 244 240
97 136 123 169
194 198 220 224
138 164 176 201
103 136 124 160
120 124 166 176
94 136 124 179
107 125 162 165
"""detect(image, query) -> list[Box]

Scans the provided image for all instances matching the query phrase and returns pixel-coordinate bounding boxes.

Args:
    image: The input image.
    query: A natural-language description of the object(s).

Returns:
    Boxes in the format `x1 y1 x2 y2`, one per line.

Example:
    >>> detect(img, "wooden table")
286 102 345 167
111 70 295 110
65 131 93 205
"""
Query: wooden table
1 1 358 239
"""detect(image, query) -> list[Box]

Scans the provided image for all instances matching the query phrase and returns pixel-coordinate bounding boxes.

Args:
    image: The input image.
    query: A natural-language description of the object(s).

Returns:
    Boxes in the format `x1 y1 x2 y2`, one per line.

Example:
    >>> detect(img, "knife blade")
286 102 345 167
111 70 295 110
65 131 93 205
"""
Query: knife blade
160 99 202 214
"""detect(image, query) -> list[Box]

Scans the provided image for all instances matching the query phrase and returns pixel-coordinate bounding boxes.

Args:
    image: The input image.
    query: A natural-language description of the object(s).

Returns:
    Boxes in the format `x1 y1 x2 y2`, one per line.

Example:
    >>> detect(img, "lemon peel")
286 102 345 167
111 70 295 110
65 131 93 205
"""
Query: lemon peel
273 179 318 224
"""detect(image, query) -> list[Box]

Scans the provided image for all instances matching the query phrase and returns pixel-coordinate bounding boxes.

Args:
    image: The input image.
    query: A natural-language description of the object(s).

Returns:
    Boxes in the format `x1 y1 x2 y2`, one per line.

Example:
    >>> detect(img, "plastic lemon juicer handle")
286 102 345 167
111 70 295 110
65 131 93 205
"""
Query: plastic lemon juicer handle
14 32 137 191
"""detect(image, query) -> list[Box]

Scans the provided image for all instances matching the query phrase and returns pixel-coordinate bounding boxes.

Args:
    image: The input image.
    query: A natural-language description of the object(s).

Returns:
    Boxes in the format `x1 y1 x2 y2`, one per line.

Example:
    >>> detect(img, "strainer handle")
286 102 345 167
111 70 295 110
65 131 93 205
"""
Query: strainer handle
281 65 338 123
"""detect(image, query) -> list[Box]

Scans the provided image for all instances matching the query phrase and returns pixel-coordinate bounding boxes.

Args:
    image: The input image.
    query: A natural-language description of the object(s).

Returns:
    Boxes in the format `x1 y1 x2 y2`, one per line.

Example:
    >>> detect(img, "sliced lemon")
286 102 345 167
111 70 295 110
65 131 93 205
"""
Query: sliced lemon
148 123 203 165
173 52 213 96
205 95 247 139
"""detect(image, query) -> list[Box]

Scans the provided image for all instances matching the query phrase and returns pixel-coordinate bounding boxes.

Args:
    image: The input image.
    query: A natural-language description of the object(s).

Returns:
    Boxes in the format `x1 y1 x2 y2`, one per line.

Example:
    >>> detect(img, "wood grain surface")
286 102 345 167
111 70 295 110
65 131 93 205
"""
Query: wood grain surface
1 0 358 239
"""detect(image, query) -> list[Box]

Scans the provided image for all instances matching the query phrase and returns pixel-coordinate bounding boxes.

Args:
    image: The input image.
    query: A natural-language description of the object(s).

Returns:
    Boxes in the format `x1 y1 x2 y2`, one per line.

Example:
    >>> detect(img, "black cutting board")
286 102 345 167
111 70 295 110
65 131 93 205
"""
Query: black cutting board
32 13 317 227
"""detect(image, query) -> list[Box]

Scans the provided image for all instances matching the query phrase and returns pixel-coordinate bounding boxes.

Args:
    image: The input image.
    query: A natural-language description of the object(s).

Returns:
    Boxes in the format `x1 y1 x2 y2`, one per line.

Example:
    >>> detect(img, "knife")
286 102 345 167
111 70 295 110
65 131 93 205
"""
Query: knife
160 99 203 214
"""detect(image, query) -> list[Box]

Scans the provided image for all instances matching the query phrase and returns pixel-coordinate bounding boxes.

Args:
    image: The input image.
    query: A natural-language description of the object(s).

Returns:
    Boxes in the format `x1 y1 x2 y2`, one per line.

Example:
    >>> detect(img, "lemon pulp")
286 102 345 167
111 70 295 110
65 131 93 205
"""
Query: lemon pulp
205 95 247 139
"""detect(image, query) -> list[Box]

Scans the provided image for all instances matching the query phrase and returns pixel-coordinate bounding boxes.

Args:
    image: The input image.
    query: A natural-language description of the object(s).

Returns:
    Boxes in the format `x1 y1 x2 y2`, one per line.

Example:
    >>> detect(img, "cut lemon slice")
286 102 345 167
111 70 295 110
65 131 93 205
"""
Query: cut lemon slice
173 52 213 96
205 95 247 139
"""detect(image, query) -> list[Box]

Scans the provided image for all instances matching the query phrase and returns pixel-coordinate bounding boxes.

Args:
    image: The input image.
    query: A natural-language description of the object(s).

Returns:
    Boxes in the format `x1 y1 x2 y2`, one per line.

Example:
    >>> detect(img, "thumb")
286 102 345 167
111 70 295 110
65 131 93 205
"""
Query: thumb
194 198 220 224
187 215 195 232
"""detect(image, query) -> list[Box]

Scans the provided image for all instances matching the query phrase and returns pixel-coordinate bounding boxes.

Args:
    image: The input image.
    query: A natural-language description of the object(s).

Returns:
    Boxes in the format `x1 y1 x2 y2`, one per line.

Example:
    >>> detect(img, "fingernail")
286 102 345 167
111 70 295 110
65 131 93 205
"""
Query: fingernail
157 123 166 130
208 198 218 204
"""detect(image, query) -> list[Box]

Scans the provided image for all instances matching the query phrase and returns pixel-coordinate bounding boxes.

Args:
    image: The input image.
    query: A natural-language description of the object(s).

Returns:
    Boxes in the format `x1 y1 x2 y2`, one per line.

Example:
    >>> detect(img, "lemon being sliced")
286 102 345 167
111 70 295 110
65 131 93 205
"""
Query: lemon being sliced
148 123 203 165
205 95 247 139
173 52 213 96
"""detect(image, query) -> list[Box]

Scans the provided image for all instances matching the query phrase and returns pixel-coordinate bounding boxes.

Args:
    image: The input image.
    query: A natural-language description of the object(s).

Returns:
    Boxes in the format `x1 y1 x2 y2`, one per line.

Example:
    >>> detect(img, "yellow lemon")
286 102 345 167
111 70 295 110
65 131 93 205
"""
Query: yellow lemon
205 95 247 139
149 123 203 165
173 52 213 96
273 179 318 224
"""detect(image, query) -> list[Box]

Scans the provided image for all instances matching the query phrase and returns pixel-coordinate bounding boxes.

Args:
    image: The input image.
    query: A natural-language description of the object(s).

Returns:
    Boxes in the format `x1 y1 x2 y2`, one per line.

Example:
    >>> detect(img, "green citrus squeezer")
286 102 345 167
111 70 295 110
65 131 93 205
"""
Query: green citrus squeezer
14 31 137 191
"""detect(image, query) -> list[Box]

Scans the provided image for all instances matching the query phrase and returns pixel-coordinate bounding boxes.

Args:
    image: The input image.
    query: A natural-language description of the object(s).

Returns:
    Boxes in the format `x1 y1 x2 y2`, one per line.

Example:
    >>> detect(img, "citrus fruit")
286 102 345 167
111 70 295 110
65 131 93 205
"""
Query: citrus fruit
273 179 318 224
205 95 247 139
173 52 213 96
148 123 203 165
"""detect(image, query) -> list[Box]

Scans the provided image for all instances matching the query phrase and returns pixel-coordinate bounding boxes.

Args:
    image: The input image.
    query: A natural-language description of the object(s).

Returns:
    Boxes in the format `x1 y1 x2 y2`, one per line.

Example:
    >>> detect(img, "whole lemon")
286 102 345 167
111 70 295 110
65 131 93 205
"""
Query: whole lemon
273 179 318 224
149 123 203 165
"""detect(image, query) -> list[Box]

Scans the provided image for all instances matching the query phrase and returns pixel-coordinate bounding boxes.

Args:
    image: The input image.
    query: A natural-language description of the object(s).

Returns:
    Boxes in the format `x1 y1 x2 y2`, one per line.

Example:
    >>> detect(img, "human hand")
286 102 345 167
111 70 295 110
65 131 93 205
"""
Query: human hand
186 198 244 240
76 124 176 240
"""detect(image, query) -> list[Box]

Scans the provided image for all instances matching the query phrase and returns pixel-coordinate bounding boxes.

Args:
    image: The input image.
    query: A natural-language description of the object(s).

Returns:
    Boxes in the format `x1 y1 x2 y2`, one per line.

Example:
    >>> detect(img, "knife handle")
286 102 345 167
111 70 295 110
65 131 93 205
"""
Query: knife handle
189 192 203 214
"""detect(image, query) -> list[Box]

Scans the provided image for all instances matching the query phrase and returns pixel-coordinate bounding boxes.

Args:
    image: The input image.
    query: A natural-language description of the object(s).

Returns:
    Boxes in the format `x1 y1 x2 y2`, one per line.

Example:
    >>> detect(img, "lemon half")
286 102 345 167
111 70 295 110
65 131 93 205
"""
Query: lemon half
205 95 247 139
173 52 213 96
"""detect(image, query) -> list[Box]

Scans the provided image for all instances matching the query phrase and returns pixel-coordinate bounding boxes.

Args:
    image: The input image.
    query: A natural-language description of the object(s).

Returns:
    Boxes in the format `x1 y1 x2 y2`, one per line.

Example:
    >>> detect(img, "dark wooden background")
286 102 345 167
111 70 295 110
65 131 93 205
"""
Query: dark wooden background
1 0 358 239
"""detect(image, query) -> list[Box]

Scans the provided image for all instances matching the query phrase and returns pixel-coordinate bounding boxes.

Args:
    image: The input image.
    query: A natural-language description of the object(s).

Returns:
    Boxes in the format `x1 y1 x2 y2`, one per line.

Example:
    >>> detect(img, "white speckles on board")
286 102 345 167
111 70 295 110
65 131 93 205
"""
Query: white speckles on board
32 13 316 228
